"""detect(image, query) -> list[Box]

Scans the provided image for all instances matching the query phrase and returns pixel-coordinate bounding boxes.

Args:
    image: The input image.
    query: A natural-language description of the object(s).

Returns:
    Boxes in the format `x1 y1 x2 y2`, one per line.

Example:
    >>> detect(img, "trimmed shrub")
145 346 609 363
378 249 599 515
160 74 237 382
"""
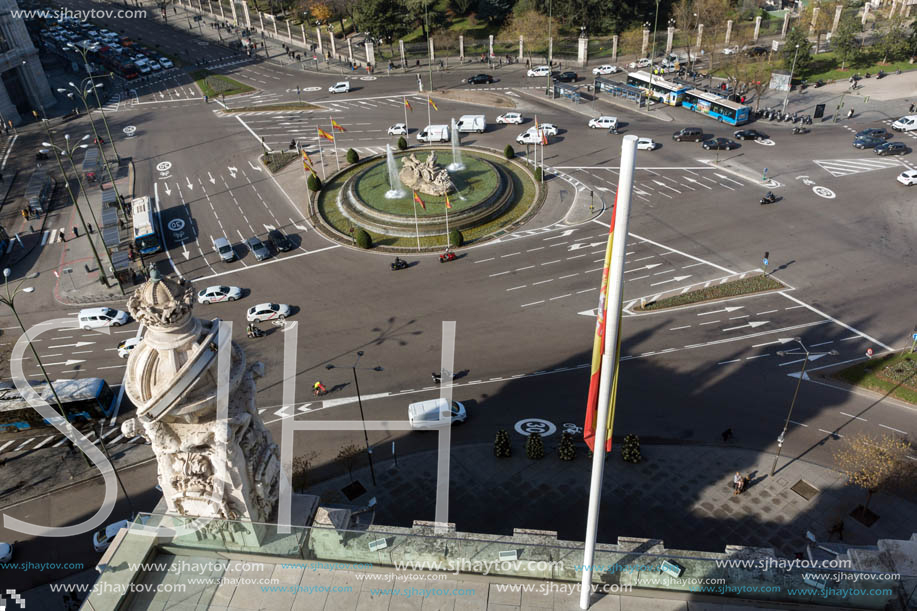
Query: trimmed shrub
397 136 408 150
504 144 515 159
525 432 544 459
534 166 542 181
307 173 322 192
354 228 372 249
448 228 464 247
494 429 511 458
558 432 576 461
346 148 359 164
622 434 642 463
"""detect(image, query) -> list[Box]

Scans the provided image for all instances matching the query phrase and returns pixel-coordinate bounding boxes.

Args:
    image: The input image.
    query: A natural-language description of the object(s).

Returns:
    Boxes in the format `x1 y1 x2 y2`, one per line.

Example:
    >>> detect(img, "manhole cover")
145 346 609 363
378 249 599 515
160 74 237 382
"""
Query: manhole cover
790 479 819 501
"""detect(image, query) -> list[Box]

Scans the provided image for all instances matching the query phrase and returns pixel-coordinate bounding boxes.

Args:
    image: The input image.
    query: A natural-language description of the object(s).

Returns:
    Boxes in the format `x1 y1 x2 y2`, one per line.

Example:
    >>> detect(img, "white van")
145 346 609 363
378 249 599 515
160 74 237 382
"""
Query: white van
408 398 467 430
78 307 130 330
456 115 486 133
892 115 917 132
417 124 450 143
588 116 618 129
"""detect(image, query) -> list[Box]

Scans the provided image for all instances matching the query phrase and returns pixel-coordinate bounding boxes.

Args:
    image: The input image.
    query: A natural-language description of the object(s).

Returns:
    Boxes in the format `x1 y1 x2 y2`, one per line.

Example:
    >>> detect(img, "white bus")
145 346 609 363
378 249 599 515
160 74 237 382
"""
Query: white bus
131 196 161 255
625 71 690 105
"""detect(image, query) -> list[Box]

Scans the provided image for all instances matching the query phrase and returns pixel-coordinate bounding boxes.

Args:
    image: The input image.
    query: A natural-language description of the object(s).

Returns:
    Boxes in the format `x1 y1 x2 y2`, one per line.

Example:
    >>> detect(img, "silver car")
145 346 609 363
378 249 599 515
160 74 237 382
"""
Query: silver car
247 236 270 261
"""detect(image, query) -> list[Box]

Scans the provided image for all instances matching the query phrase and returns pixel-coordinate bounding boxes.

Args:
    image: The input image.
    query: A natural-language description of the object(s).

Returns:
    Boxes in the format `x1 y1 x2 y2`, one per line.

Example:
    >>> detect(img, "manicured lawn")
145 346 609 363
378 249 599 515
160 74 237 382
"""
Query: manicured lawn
261 151 299 173
225 102 321 112
637 274 784 311
833 351 917 405
191 70 254 97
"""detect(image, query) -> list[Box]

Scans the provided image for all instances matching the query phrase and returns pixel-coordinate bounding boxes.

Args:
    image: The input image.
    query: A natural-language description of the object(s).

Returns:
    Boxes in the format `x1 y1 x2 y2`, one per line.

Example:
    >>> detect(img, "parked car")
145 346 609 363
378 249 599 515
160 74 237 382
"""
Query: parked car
78 307 129 330
855 128 892 140
636 137 657 151
213 236 235 262
734 129 767 140
745 46 768 56
247 303 291 322
117 336 140 359
526 65 551 77
328 81 350 94
93 520 128 552
592 64 618 75
702 137 737 150
387 123 407 135
159 57 174 69
875 142 910 156
896 169 917 186
853 136 885 150
555 71 578 82
268 229 293 252
628 58 652 69
496 112 523 124
197 285 243 304
246 236 270 261
672 127 703 142
466 73 494 84
721 45 740 55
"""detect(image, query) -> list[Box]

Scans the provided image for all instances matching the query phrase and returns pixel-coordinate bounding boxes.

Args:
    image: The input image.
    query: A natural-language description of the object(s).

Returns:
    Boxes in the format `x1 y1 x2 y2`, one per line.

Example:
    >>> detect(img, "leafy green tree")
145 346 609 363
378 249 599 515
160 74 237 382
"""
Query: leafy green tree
397 136 408 150
406 0 447 40
476 0 513 25
832 13 861 71
448 228 463 247
354 228 372 248
346 148 359 163
782 27 812 74
876 16 909 64
353 0 410 45
504 144 515 159
450 0 475 15
307 173 322 191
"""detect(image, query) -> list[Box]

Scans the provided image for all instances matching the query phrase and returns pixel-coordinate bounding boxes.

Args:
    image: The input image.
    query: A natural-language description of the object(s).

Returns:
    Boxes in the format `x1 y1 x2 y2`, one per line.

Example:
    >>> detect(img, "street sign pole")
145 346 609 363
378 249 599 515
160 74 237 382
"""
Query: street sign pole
763 251 769 276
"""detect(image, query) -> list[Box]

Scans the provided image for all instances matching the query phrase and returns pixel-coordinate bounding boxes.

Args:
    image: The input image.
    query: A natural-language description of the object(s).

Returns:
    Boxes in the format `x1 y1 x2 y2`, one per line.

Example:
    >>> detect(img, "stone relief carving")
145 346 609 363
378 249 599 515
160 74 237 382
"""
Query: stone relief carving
399 152 453 196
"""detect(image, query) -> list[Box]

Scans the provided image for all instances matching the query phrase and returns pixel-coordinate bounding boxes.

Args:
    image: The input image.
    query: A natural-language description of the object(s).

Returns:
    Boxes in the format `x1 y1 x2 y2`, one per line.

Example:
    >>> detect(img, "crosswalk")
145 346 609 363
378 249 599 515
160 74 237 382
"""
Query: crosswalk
0 426 146 455
814 157 908 177
4 227 71 253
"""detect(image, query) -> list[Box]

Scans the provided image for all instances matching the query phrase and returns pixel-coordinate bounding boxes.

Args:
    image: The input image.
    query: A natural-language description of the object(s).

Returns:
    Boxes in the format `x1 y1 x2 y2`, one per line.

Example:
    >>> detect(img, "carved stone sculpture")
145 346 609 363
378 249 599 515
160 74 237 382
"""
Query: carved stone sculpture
399 152 453 196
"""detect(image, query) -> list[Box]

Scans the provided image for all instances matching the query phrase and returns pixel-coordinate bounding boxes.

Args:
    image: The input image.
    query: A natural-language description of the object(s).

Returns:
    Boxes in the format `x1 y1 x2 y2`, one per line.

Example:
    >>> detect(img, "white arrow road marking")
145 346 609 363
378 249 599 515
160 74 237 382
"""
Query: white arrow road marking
294 224 308 231
788 372 811 380
47 341 95 349
722 320 769 332
163 182 172 196
625 263 662 274
650 274 691 287
273 405 294 418
698 306 744 316
568 241 606 251
578 308 598 316
228 166 238 178
248 160 262 171
653 180 681 193
263 224 276 231
297 403 314 413
544 229 577 240
208 172 216 184
182 241 191 260
44 359 86 367
683 176 713 190
714 173 743 186
185 177 193 190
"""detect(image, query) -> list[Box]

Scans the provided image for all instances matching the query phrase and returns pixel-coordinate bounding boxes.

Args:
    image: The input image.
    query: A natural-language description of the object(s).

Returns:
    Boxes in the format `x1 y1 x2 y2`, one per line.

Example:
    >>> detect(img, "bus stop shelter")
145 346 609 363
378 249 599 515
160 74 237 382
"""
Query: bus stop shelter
594 77 647 106
551 83 585 104
81 148 100 184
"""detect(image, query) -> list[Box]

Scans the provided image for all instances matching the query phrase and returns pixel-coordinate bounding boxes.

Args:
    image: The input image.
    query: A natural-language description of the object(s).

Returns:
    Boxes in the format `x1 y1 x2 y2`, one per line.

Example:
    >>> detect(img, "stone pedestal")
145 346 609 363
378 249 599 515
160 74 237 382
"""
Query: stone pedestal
725 19 733 45
642 28 649 56
754 16 762 41
578 36 588 66
666 26 674 54
366 41 375 67
612 35 618 63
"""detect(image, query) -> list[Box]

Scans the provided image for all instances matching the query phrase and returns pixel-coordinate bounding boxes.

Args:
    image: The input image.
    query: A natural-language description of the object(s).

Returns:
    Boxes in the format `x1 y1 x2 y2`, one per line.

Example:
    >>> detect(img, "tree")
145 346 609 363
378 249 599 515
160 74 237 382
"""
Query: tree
476 0 514 26
876 16 909 64
834 433 914 513
397 136 408 150
450 0 476 15
337 443 363 481
346 148 359 163
801 1 832 55
353 0 410 45
354 227 372 248
525 432 545 459
740 56 775 111
504 144 515 159
698 0 730 72
406 0 446 41
672 0 700 71
494 429 511 457
308 1 332 23
448 228 463 247
500 10 550 49
782 27 812 74
553 0 613 34
621 434 642 463
832 13 861 70
558 432 576 461
619 26 643 63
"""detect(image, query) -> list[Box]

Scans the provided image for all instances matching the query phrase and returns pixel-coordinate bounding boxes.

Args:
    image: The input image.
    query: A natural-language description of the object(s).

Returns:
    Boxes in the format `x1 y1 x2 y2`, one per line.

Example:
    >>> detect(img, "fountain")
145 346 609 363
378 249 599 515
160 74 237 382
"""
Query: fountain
447 118 465 172
384 144 406 199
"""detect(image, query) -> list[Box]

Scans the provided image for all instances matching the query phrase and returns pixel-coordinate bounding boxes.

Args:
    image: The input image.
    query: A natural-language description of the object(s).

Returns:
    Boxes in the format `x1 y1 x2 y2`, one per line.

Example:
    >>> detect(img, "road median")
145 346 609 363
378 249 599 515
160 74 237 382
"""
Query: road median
635 273 785 311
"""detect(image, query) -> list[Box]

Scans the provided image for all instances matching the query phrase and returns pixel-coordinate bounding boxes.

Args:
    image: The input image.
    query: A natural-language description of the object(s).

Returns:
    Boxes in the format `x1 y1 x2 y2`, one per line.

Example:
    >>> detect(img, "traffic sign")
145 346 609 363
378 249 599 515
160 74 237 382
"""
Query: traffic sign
866 348 874 358
763 258 768 266
912 333 917 341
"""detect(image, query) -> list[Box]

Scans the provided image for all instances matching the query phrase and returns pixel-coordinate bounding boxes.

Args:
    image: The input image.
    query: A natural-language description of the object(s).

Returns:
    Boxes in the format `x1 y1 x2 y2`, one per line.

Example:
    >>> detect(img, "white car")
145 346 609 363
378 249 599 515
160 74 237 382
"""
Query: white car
592 64 618 75
527 65 551 77
0 542 12 563
721 46 740 55
159 57 174 69
197 285 242 304
516 130 548 145
328 81 350 94
496 112 523 125
387 123 407 136
148 61 162 71
628 58 652 69
78 307 130 330
246 303 291 322
588 116 618 129
93 519 129 552
526 123 558 137
117 337 140 359
636 137 657 151
892 115 917 132
897 169 917 186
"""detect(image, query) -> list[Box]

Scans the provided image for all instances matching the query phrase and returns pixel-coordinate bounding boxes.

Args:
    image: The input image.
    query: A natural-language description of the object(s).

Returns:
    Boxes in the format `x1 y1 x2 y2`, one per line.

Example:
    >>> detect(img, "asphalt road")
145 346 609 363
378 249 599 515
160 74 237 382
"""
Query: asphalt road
3 3 917 591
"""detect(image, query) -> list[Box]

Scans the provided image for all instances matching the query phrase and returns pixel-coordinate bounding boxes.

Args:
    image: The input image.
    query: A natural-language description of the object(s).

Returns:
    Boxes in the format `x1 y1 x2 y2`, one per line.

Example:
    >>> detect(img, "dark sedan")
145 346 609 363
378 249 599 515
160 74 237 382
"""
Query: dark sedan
853 136 885 150
855 127 892 140
466 74 494 84
555 71 578 82
733 129 767 140
875 142 910 156
268 228 293 252
702 137 737 150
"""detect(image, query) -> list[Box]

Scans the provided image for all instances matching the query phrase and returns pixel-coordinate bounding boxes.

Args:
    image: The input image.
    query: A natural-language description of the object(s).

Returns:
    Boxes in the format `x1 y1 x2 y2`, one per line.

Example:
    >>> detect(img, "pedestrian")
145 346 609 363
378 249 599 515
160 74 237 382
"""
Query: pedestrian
204 94 209 103
73 226 79 237
733 472 742 495
910 103 915 113
828 519 845 541
87 223 93 234
59 229 65 242
21 209 27 220
847 108 854 119
721 428 733 442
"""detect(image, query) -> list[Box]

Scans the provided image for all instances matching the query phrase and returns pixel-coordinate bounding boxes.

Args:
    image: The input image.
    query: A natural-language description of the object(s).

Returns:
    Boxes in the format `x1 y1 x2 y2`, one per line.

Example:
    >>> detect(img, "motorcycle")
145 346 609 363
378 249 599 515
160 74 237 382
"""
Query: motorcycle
760 192 778 205
391 257 408 271
792 126 810 135
803 115 812 125
246 325 264 338
814 80 825 88
876 70 886 79
35 151 49 161
792 113 801 123
439 252 457 263
431 372 441 384
783 113 792 122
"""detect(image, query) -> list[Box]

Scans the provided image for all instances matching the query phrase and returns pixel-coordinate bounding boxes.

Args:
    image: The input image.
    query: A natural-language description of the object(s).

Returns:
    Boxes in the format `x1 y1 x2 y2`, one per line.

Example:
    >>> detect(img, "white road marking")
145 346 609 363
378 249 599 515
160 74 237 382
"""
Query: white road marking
840 412 867 422
779 292 893 351
878 424 907 435
669 325 691 330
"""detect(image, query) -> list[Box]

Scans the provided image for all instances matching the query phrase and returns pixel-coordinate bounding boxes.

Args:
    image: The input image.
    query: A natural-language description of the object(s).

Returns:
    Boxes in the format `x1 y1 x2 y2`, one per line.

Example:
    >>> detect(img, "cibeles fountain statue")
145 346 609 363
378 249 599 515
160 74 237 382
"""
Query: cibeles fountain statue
120 268 283 527
399 151 453 196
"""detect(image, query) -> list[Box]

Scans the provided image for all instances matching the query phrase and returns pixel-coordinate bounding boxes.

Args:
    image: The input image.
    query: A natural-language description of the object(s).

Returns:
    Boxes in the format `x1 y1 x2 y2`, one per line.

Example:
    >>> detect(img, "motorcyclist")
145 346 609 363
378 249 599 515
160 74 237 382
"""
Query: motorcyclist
394 257 405 268
764 191 775 202
431 372 442 383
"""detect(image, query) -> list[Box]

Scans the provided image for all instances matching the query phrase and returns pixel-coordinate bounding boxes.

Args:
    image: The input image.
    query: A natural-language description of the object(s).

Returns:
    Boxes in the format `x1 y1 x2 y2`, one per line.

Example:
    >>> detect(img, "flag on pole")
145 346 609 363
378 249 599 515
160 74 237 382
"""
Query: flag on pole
427 97 438 111
535 115 548 145
404 97 413 111
331 118 346 132
413 190 426 210
444 192 452 209
301 149 314 172
318 128 334 141
583 201 619 453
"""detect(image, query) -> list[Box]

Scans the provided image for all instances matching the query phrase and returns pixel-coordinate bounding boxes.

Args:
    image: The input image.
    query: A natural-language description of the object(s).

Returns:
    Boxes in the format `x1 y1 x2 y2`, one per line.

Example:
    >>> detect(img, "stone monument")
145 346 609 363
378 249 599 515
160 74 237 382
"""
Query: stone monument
399 151 453 196
121 268 281 525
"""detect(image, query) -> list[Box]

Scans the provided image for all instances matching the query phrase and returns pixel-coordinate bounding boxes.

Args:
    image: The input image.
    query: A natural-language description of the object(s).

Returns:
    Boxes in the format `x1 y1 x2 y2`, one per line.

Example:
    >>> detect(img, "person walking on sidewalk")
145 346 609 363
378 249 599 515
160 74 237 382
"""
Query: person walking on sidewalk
59 229 66 242
721 428 733 442
733 472 742 495
73 226 79 238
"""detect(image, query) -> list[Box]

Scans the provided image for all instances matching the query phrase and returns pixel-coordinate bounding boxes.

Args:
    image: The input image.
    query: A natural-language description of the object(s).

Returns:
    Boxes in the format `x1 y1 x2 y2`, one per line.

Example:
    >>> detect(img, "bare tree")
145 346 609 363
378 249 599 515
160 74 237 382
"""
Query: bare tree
834 433 914 515
337 443 363 482
672 0 699 71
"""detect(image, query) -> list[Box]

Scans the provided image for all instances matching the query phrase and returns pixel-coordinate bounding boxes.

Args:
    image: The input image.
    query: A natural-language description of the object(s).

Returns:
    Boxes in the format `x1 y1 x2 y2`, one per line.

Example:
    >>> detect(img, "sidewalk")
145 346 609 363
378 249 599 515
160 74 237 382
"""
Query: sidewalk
306 441 917 561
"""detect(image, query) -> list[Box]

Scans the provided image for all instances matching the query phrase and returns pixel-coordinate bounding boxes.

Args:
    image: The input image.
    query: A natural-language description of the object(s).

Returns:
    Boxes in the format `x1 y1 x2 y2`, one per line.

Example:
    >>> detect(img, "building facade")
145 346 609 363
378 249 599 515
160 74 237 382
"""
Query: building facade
0 0 54 126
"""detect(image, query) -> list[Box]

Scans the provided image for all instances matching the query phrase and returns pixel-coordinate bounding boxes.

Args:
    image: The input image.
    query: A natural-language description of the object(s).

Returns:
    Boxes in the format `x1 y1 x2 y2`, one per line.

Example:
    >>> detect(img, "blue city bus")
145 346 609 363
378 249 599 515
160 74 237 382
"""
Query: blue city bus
681 89 751 126
625 71 690 106
131 196 162 255
0 378 116 434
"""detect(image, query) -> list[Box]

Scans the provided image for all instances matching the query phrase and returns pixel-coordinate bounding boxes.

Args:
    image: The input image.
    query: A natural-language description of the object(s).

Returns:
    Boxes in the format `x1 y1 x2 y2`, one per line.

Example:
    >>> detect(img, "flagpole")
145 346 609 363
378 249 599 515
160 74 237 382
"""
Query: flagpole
427 98 432 137
579 135 638 610
316 127 326 180
403 96 409 135
444 195 450 247
412 197 421 251
330 118 340 171
297 144 309 190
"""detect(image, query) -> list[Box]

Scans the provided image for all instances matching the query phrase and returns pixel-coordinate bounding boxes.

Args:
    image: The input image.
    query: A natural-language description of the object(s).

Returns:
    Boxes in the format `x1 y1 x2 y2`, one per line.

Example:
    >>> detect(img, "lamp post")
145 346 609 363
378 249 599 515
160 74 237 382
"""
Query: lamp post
325 351 383 486
41 135 110 287
65 44 121 163
782 43 800 114
769 337 839 476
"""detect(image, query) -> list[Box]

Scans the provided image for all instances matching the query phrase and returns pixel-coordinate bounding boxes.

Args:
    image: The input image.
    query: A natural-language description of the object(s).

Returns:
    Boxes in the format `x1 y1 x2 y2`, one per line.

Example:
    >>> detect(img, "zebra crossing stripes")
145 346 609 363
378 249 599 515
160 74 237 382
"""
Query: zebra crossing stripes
0 428 145 455
813 158 905 177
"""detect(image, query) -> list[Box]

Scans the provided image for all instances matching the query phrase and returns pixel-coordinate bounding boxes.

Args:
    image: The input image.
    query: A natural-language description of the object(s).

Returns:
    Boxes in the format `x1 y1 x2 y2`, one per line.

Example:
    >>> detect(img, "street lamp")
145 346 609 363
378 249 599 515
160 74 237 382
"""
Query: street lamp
782 43 800 114
769 337 839 476
64 44 122 163
41 137 110 288
325 351 383 486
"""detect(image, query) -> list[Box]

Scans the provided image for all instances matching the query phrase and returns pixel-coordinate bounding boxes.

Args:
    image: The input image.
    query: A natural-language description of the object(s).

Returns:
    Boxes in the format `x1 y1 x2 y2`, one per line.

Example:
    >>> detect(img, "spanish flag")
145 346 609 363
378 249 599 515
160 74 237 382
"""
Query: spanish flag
427 97 438 111
413 190 426 210
331 118 346 132
583 195 620 453
444 192 452 209
535 115 548 145
404 97 413 111
301 148 313 166
318 128 334 141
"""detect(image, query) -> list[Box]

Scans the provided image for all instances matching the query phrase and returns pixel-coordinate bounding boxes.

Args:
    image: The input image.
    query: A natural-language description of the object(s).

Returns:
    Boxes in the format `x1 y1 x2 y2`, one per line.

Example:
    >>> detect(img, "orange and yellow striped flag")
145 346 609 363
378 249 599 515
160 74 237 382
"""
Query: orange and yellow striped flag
318 128 334 141
331 118 346 132
413 190 426 210
427 97 438 111
404 97 413 111
444 192 452 209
